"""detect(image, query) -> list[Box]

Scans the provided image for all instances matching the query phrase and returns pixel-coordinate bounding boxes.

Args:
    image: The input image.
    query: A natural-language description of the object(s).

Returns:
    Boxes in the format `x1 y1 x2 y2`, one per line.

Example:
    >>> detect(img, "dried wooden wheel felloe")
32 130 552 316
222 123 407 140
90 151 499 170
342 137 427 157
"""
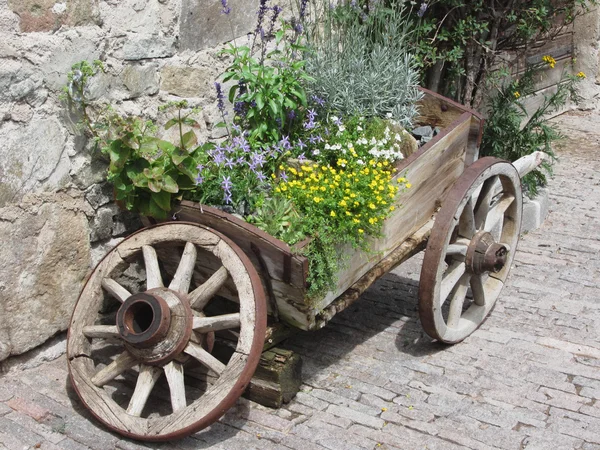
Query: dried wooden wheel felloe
67 223 267 441
419 157 522 344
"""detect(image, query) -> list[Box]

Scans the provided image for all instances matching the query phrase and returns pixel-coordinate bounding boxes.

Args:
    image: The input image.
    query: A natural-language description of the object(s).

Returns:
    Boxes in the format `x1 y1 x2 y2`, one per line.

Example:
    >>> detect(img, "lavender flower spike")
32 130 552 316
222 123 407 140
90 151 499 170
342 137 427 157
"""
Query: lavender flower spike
215 82 227 116
417 2 428 17
221 0 231 15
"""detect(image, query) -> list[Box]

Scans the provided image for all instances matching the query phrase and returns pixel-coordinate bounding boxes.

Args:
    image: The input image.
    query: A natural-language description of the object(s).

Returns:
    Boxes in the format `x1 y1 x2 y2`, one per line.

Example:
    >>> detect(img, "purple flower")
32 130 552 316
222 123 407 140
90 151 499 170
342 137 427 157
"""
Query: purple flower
224 157 235 169
221 175 233 191
280 135 291 149
298 152 306 162
215 82 227 116
304 119 315 130
287 109 297 121
234 101 247 117
256 171 267 182
196 163 205 171
232 123 242 134
332 116 343 126
308 135 318 144
280 170 288 182
195 173 204 185
299 0 308 20
307 109 317 121
267 5 283 39
296 139 306 150
251 152 266 167
223 192 233 204
417 2 428 17
221 0 231 15
255 0 269 35
311 95 325 107
212 150 226 166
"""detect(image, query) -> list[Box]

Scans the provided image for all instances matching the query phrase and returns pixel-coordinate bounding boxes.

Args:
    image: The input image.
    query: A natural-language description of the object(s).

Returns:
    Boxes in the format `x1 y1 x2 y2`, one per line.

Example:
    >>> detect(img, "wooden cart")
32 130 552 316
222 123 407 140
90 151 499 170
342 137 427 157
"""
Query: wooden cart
67 90 527 441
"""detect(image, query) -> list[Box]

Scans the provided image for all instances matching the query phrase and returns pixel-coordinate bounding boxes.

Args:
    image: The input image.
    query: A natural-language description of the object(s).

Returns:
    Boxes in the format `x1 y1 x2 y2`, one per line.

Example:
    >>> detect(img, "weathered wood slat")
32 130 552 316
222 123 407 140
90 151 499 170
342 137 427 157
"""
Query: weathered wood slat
127 365 162 417
142 245 163 289
192 313 241 332
189 266 229 310
184 342 226 376
169 242 197 294
101 278 131 303
91 351 138 387
164 361 187 413
82 325 119 339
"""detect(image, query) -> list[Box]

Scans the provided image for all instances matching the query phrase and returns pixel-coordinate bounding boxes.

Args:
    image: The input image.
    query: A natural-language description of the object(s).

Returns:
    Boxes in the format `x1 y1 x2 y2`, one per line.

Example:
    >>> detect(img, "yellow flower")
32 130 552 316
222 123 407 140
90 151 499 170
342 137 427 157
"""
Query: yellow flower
514 91 521 99
390 205 396 211
358 229 364 234
406 183 412 189
542 55 556 69
577 71 587 79
353 218 360 224
313 197 321 203
369 203 376 210
339 200 347 207
330 211 336 217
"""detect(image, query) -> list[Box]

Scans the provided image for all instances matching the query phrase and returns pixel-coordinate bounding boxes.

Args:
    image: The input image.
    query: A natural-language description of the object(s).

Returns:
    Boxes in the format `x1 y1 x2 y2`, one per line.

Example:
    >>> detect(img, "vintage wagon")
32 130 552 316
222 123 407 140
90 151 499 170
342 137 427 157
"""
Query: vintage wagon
67 90 534 441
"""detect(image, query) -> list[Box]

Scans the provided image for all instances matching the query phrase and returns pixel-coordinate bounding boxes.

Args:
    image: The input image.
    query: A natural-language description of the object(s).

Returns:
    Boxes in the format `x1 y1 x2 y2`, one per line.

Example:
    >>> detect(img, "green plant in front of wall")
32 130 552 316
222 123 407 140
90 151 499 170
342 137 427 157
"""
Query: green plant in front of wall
63 63 209 219
480 59 586 195
220 4 313 148
302 0 422 127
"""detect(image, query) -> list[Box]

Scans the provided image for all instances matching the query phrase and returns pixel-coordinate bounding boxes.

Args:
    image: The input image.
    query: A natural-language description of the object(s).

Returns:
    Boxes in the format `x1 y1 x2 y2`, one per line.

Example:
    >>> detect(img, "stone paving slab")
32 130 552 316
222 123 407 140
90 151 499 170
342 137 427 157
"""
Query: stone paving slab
0 111 599 449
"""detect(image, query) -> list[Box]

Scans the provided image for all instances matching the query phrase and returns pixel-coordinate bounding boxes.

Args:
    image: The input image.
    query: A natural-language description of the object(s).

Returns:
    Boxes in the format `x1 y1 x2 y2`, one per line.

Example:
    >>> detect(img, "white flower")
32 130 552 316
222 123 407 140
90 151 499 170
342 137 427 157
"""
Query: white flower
338 125 346 132
313 149 320 156
357 159 365 165
395 133 402 141
357 126 363 131
386 112 393 119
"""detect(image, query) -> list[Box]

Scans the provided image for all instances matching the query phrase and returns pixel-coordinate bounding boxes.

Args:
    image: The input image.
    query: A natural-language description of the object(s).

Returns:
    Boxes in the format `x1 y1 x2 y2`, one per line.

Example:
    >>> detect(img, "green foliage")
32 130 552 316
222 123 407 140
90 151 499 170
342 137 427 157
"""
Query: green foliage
403 0 597 105
63 65 208 219
221 20 312 147
480 63 585 195
247 196 307 245
303 0 422 127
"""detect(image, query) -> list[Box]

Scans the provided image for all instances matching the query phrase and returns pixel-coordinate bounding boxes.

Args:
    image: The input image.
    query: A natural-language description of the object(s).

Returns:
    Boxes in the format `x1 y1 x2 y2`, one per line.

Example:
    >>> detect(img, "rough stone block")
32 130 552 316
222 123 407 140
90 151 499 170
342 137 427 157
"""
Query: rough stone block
521 188 550 233
123 35 176 61
0 193 91 361
7 0 99 33
122 63 160 98
180 0 259 51
160 66 214 98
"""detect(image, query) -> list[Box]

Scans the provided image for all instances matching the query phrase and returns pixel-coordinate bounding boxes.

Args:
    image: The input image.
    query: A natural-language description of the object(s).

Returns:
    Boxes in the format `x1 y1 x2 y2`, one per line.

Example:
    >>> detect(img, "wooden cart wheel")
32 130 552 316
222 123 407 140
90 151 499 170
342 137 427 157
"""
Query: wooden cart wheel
67 222 267 441
419 157 522 344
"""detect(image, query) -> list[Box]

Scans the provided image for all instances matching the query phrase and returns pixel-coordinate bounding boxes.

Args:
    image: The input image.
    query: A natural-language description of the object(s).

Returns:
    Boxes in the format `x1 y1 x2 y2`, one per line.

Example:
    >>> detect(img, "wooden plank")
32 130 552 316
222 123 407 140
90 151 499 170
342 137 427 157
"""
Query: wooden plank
184 342 226 375
192 313 241 332
176 202 308 290
310 114 472 322
416 88 482 129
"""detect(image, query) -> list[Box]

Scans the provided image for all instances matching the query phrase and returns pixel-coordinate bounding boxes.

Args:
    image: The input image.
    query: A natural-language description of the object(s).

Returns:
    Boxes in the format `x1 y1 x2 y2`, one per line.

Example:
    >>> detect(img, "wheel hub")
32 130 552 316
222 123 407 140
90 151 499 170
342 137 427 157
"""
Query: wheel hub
116 288 193 366
465 231 508 275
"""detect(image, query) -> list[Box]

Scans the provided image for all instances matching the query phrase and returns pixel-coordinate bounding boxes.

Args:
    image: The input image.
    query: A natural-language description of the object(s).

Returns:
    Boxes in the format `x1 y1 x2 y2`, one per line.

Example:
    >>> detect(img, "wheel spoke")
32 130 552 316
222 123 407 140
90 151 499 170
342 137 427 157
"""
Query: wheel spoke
446 274 471 328
82 325 119 339
101 278 131 303
192 313 241 333
474 176 499 230
484 194 515 240
189 266 229 311
446 240 469 257
126 365 162 417
169 242 197 294
458 197 476 239
164 361 187 413
471 275 486 306
91 351 138 387
184 342 225 376
440 261 466 302
142 245 163 289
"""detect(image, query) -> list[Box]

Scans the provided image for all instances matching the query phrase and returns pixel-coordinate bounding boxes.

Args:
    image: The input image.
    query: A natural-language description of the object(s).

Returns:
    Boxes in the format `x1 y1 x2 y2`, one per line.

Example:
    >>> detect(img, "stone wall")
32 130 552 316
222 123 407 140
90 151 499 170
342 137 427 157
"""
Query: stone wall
0 0 263 361
1 0 599 362
574 6 600 109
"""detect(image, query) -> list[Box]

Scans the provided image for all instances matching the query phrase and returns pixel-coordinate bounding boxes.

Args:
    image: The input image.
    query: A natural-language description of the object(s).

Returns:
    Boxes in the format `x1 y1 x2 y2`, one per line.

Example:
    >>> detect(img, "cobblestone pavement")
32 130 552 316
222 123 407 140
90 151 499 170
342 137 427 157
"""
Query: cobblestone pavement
1 111 599 450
